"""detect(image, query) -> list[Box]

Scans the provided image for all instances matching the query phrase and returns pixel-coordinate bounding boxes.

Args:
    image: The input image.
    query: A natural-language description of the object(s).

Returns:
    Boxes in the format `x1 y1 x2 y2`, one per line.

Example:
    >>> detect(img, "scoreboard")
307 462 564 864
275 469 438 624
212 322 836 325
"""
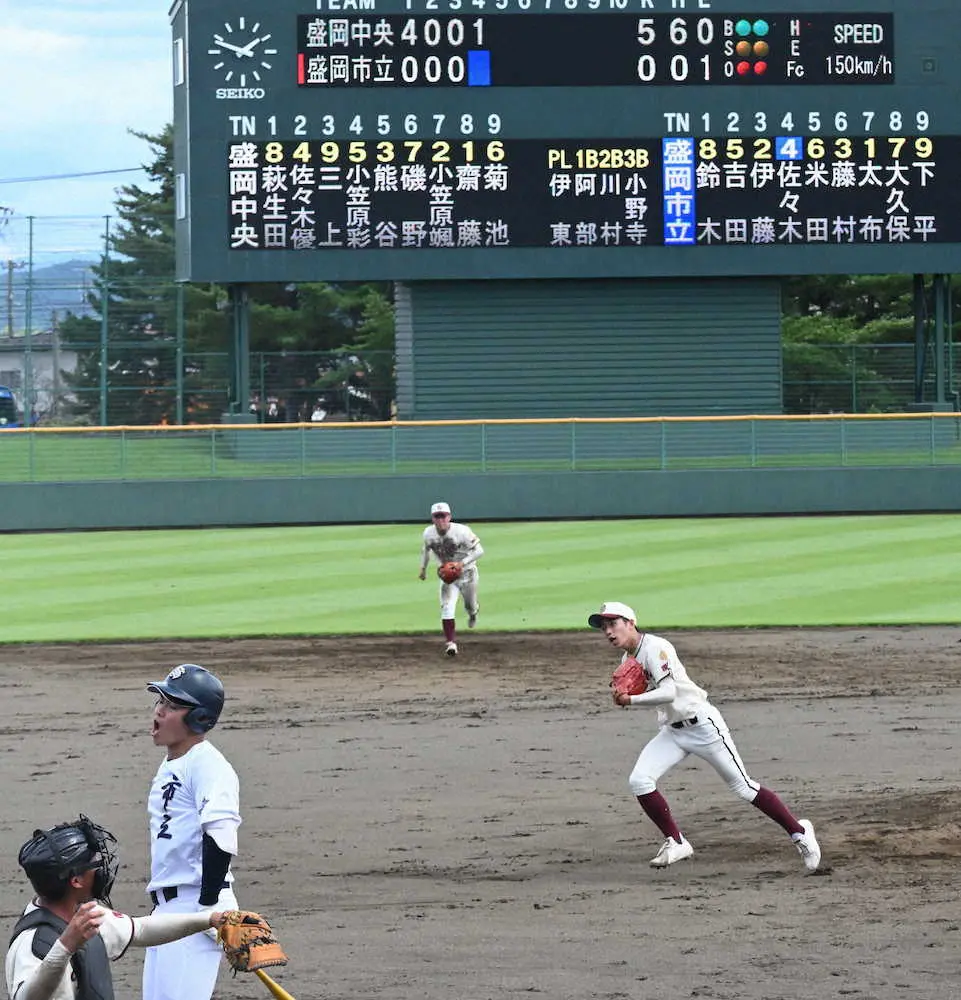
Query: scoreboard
170 0 961 282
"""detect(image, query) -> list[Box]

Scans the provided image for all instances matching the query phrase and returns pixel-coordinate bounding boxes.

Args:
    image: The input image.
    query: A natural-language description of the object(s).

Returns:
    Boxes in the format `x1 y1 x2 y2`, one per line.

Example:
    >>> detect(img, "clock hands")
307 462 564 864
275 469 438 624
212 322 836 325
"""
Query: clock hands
213 33 264 59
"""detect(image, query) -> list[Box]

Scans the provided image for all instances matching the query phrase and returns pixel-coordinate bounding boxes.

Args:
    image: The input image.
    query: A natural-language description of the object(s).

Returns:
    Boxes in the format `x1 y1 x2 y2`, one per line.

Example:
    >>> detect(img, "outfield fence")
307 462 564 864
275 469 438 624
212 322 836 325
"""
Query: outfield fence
2 412 960 483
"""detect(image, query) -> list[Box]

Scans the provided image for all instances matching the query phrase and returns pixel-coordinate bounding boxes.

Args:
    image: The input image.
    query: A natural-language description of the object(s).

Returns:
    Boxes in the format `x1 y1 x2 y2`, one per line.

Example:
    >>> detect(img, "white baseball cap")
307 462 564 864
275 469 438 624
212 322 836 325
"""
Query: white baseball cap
587 601 637 628
430 501 451 516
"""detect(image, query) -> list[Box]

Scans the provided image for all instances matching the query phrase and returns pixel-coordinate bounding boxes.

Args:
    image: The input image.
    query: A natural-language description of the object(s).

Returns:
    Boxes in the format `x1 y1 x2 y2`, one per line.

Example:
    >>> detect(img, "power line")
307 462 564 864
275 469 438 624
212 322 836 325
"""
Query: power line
0 167 146 185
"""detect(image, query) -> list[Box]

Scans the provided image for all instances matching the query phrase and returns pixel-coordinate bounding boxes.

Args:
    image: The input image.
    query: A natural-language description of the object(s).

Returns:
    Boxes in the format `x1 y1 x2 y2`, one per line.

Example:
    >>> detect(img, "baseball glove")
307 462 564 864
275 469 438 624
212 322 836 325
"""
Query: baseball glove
611 656 647 697
437 561 463 584
218 910 288 974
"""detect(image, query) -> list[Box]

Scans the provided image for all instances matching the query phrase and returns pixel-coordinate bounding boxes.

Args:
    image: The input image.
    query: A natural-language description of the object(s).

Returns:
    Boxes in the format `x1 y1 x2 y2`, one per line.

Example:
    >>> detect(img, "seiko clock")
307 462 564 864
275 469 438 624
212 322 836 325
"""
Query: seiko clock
207 17 277 87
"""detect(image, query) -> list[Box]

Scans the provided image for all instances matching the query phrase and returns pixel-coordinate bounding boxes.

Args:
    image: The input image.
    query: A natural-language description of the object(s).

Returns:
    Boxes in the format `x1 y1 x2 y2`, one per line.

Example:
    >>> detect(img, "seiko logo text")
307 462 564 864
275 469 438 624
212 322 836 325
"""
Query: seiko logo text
216 88 266 100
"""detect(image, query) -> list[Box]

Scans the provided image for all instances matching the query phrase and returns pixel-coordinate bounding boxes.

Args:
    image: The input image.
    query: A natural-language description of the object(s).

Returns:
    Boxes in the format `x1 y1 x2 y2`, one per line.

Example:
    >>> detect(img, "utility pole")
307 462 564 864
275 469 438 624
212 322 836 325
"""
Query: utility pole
5 259 26 337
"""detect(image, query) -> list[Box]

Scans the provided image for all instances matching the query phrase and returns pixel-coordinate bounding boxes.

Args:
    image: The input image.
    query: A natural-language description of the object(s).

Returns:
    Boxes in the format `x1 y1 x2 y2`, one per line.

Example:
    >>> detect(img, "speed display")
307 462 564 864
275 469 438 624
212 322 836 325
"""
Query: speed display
171 0 961 282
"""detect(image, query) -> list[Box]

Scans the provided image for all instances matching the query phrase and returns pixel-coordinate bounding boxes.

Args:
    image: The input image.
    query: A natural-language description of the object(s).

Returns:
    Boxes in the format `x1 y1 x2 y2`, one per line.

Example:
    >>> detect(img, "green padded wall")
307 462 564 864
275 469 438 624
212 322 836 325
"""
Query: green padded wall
395 278 782 419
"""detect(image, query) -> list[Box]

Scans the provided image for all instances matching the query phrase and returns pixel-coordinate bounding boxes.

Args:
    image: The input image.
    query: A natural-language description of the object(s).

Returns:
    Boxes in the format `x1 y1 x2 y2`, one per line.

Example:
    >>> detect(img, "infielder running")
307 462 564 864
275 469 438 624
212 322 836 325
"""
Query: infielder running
144 664 241 1000
6 814 229 1000
589 602 822 873
418 501 484 656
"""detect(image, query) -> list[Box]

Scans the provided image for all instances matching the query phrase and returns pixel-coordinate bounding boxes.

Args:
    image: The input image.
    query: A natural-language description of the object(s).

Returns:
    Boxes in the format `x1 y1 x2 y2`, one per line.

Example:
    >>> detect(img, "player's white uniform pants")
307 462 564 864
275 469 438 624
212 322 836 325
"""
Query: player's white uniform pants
142 884 239 1000
628 705 761 802
439 567 479 618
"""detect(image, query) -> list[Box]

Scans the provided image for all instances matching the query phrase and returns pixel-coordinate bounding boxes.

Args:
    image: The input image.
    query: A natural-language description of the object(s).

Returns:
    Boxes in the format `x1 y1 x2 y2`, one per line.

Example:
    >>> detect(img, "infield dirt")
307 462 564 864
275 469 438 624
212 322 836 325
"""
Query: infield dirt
0 626 958 1000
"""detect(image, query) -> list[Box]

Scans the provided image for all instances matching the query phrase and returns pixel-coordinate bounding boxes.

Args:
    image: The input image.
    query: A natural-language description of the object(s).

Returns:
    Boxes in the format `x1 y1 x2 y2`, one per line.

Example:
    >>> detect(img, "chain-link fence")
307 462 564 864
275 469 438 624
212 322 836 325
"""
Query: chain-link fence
0 214 393 425
1 213 958 424
783 342 960 413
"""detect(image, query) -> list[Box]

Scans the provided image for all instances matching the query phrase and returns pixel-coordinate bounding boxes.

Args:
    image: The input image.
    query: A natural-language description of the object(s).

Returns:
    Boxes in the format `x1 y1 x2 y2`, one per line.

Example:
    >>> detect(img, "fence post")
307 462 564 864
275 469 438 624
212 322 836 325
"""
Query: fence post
750 418 758 468
390 423 397 474
851 344 858 413
99 217 110 427
480 421 487 473
659 420 667 470
570 420 577 471
840 416 848 466
258 352 266 414
24 218 34 427
175 284 185 424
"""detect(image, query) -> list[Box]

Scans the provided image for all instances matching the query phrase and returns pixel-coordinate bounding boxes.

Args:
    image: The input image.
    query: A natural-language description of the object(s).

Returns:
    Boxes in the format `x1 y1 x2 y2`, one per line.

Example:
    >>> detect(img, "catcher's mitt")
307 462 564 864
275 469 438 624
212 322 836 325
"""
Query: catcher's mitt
437 561 463 584
218 910 288 974
611 656 647 697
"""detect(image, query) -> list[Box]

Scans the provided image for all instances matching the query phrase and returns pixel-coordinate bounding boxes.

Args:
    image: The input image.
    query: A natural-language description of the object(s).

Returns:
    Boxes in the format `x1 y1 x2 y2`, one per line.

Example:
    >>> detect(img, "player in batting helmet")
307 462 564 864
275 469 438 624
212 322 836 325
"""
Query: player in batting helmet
147 663 224 734
143 662 239 1000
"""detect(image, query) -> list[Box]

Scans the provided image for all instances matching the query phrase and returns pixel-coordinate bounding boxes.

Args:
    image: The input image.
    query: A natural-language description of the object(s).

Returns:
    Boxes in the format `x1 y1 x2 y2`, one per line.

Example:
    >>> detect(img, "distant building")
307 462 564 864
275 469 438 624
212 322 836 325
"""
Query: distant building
0 331 78 420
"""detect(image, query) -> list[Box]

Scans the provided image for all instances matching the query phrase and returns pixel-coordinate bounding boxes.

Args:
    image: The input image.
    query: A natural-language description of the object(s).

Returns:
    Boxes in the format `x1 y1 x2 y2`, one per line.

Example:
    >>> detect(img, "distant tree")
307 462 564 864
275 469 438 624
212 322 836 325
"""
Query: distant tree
780 274 927 412
58 128 395 425
57 126 194 423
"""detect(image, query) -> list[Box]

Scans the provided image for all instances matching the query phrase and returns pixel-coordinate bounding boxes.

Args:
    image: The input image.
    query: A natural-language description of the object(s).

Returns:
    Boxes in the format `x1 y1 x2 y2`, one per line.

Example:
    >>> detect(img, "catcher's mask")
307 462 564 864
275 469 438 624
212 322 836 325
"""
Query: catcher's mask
148 663 225 734
18 815 119 906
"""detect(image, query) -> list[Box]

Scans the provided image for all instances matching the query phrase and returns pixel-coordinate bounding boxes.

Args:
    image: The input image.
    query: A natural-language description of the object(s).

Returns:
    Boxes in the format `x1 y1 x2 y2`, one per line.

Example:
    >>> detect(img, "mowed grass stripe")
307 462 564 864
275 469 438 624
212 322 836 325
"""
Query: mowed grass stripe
2 515 960 642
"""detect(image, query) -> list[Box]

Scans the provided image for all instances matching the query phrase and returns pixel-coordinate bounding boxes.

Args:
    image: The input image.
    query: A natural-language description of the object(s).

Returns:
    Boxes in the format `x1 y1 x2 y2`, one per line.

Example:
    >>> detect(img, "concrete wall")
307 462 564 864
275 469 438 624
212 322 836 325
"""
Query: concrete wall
3 467 960 532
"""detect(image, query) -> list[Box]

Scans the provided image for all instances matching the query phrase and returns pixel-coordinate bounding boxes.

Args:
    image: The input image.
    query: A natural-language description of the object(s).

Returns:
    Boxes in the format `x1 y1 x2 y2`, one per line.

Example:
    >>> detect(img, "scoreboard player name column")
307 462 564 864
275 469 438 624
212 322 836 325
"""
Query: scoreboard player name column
227 139 513 249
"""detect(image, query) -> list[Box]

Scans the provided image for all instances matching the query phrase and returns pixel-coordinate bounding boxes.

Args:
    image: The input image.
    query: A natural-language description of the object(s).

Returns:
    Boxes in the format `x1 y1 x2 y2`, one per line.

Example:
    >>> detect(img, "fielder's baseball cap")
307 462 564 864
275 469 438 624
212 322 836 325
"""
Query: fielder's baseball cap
587 601 637 628
430 501 451 516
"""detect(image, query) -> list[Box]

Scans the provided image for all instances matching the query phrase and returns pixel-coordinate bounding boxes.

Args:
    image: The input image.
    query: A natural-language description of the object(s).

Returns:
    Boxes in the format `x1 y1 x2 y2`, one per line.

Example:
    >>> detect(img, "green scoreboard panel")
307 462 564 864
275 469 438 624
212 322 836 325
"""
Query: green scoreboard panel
170 0 960 282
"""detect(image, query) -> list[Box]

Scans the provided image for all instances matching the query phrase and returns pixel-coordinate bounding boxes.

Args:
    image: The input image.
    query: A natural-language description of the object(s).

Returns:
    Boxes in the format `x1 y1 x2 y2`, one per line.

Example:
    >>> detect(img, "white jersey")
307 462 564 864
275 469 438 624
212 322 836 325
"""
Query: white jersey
6 903 133 1000
421 521 483 575
147 740 240 893
627 632 710 728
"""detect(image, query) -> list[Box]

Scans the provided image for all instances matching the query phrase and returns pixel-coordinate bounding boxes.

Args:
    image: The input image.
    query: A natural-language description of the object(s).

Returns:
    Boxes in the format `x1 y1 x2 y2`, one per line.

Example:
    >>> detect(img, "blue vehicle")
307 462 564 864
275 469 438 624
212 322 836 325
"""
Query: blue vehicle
0 386 20 427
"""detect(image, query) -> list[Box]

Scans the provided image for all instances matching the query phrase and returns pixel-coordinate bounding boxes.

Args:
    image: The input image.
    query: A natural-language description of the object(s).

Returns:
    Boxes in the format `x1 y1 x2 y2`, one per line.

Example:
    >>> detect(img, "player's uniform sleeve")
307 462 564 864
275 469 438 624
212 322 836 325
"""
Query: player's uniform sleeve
194 751 241 855
5 932 73 1000
456 525 483 568
622 639 677 708
638 638 674 689
420 527 435 572
129 911 213 948
97 908 136 961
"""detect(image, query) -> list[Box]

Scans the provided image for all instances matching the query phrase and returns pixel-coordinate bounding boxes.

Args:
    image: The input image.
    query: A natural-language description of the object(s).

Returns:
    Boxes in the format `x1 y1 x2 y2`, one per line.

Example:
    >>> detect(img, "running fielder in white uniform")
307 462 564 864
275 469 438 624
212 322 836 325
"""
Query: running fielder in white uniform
418 501 484 657
6 815 228 1000
144 664 241 1000
589 602 822 872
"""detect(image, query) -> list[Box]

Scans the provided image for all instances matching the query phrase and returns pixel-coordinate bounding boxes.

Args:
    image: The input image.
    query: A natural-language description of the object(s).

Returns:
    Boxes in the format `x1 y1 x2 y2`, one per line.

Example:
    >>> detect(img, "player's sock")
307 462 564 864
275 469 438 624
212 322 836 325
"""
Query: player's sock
636 791 683 842
751 786 804 836
442 618 456 642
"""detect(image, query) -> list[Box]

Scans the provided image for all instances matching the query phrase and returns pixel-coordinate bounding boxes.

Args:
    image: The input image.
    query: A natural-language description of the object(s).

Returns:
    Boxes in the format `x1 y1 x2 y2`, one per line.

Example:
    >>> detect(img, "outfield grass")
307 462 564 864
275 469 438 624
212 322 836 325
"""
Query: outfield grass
2 514 960 643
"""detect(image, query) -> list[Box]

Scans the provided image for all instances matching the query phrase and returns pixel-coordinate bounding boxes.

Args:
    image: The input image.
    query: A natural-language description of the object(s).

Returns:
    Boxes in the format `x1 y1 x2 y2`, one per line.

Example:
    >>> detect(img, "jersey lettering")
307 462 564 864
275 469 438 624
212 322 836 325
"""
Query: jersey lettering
157 776 182 840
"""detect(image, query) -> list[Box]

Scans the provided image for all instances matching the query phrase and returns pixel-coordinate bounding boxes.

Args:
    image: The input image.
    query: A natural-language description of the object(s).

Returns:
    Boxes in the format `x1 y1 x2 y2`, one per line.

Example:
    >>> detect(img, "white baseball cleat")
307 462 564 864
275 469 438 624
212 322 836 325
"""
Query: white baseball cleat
468 612 478 629
445 641 458 657
649 836 694 868
793 819 821 873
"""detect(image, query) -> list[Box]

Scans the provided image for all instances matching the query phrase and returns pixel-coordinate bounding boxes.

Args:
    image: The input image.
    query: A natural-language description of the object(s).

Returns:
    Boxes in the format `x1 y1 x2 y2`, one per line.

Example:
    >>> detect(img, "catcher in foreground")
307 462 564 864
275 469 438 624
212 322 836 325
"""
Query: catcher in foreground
218 910 288 973
589 601 822 874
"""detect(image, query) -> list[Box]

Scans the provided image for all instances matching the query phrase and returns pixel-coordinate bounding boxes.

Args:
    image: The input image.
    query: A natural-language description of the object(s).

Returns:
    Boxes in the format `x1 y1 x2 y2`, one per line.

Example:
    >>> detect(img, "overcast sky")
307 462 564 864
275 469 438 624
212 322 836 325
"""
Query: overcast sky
0 1 171 261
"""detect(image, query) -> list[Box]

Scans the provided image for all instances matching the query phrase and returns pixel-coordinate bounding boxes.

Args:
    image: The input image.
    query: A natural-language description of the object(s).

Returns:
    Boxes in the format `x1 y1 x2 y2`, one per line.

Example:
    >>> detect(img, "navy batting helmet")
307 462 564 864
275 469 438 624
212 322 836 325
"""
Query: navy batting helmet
147 664 225 734
19 815 119 905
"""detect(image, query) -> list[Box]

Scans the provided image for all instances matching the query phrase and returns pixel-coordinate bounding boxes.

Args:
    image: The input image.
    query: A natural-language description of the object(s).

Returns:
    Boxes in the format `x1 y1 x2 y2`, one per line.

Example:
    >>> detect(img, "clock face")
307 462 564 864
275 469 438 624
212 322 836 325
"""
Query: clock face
207 16 278 87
